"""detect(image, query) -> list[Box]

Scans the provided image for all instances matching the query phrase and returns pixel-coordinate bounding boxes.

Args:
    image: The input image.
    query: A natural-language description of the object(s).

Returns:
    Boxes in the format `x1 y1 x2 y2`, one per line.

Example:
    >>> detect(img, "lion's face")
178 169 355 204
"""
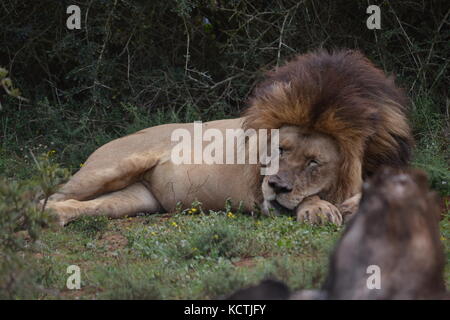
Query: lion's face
262 125 340 215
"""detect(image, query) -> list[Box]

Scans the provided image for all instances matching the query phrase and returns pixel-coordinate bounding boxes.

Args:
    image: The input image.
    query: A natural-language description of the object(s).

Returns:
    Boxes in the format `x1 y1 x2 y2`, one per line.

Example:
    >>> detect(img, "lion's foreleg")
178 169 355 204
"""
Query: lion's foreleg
47 182 162 226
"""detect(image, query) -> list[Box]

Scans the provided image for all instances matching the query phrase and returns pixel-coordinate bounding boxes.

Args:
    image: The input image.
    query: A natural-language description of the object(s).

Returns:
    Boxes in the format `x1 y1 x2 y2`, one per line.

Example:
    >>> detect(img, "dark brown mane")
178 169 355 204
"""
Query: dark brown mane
243 49 413 203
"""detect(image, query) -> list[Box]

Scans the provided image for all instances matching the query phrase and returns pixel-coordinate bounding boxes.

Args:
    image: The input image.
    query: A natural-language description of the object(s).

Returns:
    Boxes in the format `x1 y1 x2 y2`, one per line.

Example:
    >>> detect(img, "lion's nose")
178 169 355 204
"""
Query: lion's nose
268 175 293 193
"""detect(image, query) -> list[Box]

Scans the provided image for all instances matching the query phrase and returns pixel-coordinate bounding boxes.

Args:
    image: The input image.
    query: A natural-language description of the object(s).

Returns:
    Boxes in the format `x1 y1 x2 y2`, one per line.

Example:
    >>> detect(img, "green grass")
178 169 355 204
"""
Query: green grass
410 95 450 195
3 208 447 300
17 212 339 299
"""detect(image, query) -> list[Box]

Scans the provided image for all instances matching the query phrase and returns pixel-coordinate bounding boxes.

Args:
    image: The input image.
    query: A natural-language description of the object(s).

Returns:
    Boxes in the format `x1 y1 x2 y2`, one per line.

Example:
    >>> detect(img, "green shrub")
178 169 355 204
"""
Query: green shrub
0 154 69 298
0 1 448 188
411 96 449 195
66 216 110 239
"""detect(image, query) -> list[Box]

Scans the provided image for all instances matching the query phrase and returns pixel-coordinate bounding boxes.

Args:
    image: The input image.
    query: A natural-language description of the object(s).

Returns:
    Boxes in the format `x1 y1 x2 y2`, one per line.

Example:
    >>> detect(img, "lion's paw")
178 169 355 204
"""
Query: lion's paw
296 198 342 226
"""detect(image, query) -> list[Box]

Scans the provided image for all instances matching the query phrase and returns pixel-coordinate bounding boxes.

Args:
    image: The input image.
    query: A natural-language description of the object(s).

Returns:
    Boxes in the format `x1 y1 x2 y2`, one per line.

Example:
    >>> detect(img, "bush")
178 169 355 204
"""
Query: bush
0 155 68 298
0 1 448 185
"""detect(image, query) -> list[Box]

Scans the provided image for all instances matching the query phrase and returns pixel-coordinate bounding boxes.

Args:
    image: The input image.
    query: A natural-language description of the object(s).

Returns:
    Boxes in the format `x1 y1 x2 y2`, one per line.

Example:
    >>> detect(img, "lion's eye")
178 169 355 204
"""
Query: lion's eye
279 147 284 156
307 159 319 167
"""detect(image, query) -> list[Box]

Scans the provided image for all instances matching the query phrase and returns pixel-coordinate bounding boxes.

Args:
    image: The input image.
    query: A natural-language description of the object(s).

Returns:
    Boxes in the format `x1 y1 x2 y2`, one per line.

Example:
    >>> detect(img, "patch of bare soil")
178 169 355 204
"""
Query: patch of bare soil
59 285 102 300
232 257 257 268
98 232 128 252
146 213 173 222
33 252 44 259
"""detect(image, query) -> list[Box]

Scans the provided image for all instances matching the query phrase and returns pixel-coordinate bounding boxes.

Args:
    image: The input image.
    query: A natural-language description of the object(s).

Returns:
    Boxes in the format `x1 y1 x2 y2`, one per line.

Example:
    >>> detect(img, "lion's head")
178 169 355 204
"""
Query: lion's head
244 49 414 214
261 126 340 214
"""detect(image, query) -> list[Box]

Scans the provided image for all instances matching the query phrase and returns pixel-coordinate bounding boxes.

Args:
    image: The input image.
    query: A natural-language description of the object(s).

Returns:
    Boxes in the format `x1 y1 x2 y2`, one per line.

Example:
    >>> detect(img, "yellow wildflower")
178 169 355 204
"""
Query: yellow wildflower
227 212 235 218
171 221 178 227
47 150 56 157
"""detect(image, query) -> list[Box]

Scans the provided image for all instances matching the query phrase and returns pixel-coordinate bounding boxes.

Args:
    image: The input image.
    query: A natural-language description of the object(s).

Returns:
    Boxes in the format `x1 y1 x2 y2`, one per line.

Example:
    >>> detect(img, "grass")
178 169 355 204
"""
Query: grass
3 206 448 300
16 212 340 299
410 96 450 195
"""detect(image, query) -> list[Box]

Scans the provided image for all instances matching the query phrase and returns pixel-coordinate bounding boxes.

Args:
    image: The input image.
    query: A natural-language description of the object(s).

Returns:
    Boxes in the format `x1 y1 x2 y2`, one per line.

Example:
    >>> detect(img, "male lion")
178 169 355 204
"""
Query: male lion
46 49 413 226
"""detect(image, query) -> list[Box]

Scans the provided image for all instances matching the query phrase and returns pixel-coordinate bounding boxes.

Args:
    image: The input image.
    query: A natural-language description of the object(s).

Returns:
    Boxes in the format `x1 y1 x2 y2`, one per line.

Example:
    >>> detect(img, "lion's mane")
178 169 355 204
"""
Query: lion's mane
243 49 413 203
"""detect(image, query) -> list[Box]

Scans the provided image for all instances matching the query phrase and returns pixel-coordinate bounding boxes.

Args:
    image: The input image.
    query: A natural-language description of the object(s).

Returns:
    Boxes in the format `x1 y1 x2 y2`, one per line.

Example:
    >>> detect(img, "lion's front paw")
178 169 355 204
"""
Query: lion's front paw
296 198 342 226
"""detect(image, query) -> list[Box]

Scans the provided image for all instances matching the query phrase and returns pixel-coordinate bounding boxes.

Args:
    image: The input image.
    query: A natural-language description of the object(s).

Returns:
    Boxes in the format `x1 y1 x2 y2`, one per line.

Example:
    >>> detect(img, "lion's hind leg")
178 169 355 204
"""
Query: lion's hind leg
46 182 162 226
49 152 160 202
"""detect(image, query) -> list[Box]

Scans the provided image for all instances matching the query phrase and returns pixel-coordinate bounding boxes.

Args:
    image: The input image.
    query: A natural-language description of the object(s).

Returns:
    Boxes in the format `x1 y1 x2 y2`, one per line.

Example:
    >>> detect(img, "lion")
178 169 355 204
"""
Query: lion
45 49 413 226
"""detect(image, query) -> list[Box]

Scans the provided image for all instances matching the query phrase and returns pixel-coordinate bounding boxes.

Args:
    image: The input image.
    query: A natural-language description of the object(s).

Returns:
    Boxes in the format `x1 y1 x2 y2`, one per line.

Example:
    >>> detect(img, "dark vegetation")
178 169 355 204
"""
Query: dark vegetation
0 0 448 299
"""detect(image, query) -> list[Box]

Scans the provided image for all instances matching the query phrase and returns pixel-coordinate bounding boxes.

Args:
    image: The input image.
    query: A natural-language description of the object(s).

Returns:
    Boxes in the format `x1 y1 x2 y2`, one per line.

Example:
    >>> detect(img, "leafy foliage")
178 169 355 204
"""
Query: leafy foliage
0 155 67 298
66 216 110 239
0 1 448 183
